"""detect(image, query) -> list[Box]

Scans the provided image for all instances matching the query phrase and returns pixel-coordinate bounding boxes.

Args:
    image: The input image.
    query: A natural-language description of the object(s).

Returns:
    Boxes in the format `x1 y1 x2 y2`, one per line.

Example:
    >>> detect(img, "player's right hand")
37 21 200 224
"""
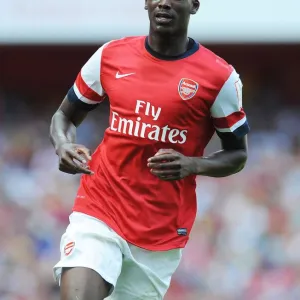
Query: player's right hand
56 143 94 175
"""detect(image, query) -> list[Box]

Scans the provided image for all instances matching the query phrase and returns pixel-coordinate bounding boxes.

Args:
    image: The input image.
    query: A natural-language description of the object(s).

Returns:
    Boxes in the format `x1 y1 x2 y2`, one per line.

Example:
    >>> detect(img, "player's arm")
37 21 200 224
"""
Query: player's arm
189 133 248 177
50 45 107 175
148 69 250 180
195 70 249 177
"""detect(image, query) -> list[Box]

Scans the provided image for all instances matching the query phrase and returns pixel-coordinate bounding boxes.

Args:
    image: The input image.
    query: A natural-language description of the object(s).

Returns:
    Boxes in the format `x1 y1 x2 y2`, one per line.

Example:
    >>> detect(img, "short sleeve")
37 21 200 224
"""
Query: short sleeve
67 42 110 110
210 69 250 138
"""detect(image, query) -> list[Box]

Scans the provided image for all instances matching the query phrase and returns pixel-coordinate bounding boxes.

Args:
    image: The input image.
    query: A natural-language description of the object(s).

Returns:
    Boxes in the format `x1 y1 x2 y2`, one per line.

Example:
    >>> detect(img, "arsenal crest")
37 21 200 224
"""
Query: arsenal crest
178 78 199 101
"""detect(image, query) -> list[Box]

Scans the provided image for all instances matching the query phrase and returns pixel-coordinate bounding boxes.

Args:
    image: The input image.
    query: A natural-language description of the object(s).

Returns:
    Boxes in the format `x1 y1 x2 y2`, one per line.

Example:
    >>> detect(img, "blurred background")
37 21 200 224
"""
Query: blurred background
0 0 300 299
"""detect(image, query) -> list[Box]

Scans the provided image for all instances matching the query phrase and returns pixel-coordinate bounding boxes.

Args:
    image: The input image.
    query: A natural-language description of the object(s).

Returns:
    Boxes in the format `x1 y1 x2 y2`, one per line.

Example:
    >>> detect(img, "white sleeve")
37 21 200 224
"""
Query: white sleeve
210 69 250 137
68 42 111 107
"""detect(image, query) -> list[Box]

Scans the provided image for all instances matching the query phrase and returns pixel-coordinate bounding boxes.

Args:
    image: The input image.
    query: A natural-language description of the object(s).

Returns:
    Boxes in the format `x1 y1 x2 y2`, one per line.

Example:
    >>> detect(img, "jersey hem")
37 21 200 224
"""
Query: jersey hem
72 206 187 252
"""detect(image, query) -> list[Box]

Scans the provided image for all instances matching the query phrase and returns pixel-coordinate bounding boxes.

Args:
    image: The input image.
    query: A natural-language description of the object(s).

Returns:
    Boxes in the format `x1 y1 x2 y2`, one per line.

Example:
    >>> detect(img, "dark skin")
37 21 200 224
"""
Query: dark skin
148 139 247 181
146 0 200 56
50 99 93 176
50 1 247 299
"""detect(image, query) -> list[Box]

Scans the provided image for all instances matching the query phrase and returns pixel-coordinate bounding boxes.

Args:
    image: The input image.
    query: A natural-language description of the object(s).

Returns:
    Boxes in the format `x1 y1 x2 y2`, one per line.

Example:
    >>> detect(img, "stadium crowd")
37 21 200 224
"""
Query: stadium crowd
0 84 300 300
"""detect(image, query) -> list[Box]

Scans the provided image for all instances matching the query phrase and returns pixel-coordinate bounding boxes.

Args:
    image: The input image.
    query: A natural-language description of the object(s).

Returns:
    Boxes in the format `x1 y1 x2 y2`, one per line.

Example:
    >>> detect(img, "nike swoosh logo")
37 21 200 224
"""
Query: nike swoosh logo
116 71 135 79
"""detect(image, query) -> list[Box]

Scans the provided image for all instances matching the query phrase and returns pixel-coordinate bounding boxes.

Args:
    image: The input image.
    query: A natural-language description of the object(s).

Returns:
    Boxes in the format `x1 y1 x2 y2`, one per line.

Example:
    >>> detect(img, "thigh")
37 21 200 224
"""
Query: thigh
60 267 111 300
109 245 182 300
53 212 123 299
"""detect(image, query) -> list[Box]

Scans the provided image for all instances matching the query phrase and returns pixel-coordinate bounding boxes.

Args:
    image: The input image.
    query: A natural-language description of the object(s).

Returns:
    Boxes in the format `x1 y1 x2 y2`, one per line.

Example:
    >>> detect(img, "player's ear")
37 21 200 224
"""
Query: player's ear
190 0 200 15
145 0 148 10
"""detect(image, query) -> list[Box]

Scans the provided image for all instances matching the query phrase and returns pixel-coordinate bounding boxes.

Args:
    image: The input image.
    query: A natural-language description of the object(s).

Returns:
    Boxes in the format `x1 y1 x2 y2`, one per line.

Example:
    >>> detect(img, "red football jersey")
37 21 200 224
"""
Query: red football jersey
68 36 249 250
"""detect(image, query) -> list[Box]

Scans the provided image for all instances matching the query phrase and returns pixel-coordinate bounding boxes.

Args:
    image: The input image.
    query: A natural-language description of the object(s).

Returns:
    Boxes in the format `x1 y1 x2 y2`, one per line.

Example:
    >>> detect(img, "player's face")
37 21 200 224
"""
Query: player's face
145 0 199 35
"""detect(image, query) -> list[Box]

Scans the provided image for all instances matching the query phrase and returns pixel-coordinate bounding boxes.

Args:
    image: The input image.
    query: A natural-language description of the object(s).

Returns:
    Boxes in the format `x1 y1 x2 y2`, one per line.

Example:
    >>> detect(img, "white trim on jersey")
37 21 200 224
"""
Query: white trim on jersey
80 45 106 98
211 69 243 118
73 83 99 105
74 41 112 104
215 116 247 133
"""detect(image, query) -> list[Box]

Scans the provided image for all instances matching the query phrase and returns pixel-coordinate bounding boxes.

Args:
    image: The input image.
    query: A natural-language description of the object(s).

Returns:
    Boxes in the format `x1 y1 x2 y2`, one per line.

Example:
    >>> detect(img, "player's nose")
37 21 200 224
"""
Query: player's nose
158 0 172 10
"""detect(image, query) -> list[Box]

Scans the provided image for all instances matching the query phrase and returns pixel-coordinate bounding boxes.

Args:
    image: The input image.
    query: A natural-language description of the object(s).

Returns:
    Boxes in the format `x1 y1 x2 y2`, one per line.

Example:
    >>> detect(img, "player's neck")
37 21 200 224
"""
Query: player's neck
147 32 189 57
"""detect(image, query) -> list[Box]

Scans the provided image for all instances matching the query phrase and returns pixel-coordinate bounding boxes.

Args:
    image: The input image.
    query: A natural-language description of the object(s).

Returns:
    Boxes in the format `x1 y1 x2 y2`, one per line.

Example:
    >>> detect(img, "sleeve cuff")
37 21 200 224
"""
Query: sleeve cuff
216 120 250 138
67 86 100 111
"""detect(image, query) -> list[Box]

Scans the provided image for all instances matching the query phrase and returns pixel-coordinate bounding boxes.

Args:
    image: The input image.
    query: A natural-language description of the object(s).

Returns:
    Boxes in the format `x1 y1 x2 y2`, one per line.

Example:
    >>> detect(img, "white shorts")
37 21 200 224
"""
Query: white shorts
53 212 182 300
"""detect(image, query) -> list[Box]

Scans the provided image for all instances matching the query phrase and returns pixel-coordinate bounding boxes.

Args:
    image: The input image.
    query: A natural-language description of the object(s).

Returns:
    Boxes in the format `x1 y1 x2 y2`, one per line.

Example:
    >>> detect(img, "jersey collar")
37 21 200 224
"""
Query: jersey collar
145 36 200 61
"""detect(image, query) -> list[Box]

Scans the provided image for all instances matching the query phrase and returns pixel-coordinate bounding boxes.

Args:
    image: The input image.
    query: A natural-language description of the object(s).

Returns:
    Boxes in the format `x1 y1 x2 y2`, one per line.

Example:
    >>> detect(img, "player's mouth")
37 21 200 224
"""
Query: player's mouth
155 12 174 24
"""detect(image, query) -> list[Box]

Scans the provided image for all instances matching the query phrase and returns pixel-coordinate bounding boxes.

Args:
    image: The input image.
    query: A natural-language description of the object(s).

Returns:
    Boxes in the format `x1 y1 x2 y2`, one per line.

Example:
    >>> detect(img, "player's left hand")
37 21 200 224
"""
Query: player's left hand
147 149 196 181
